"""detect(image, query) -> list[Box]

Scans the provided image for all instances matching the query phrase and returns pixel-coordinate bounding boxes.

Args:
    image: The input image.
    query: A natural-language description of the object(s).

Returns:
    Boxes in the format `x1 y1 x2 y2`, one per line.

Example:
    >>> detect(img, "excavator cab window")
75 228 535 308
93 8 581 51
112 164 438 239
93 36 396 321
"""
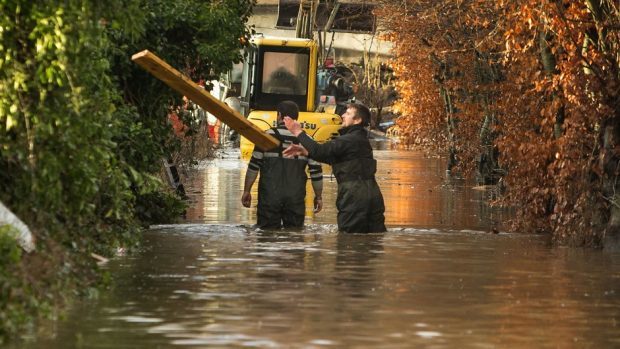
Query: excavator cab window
262 52 308 95
251 45 310 111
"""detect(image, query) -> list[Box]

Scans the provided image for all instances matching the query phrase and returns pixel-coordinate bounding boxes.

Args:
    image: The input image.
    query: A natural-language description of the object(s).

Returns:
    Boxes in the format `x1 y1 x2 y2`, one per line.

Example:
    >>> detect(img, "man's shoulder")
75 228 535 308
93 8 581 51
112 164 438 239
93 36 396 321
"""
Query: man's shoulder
343 128 369 141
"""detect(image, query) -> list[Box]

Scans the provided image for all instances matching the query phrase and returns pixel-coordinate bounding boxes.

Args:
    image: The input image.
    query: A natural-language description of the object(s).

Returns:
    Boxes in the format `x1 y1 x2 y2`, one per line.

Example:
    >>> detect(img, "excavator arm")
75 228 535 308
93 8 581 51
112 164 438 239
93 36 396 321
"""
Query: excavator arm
278 0 341 39
295 0 318 39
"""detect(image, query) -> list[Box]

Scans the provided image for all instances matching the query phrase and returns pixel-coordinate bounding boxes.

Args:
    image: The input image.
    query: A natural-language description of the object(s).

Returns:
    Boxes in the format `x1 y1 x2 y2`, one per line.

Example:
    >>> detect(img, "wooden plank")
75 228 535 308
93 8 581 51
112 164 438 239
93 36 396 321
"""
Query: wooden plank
131 50 279 150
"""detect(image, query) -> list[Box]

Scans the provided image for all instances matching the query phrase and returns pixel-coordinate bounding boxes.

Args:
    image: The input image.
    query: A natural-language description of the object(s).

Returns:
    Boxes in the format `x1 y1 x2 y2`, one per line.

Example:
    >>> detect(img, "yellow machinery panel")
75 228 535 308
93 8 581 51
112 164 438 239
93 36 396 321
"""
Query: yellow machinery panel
240 110 342 160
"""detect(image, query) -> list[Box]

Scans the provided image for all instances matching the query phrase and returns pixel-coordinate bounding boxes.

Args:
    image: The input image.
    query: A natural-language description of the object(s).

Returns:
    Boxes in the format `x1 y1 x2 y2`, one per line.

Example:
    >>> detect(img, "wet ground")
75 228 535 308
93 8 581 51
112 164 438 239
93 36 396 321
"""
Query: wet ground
9 148 620 348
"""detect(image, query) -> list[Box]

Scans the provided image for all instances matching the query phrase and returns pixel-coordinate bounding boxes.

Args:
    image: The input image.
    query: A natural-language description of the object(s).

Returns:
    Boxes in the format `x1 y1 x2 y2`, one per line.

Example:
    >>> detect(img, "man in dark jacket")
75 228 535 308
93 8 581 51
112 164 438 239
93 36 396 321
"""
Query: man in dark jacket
241 101 323 229
283 103 386 233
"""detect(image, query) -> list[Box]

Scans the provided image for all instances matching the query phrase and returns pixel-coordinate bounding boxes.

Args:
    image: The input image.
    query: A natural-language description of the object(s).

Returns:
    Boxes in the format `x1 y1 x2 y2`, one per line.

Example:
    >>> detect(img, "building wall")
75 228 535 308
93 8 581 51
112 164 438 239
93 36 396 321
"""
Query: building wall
249 2 393 64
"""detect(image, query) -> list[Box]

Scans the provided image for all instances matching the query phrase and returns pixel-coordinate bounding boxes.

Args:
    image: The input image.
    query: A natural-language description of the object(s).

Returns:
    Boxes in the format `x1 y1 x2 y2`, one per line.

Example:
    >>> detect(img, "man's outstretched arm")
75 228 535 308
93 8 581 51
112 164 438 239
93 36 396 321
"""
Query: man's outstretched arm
308 159 323 213
241 148 262 207
283 116 338 163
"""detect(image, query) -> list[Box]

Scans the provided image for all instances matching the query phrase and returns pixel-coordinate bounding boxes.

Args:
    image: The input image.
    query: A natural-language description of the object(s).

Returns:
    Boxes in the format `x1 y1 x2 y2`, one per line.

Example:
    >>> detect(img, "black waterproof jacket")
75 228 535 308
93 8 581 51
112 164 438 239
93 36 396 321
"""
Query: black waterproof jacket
298 124 386 233
257 129 308 229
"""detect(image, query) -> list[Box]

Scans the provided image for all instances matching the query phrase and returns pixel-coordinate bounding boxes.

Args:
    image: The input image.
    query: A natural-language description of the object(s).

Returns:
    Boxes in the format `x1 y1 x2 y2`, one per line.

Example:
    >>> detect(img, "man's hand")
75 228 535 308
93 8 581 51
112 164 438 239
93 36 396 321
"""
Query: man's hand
283 143 308 158
283 116 303 136
313 197 323 213
241 191 251 208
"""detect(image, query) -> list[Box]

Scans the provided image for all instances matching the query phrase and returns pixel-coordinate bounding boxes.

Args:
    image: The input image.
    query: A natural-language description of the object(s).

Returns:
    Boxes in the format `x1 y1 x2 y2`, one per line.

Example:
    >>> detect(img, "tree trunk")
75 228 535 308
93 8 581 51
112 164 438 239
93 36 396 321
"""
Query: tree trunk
474 51 501 185
431 53 458 171
585 0 608 53
539 30 564 139
441 87 458 171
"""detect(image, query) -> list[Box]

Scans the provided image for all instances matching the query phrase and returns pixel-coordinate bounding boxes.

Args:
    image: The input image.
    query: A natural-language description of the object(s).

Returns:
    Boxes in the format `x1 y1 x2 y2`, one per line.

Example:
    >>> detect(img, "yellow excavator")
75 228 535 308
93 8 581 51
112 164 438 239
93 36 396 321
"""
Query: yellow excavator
225 0 355 159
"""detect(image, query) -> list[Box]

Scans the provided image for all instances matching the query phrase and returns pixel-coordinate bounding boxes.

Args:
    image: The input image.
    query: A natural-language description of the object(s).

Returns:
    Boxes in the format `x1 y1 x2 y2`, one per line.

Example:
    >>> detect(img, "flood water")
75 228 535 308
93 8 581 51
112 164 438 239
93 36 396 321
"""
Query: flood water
184 147 505 231
11 148 620 348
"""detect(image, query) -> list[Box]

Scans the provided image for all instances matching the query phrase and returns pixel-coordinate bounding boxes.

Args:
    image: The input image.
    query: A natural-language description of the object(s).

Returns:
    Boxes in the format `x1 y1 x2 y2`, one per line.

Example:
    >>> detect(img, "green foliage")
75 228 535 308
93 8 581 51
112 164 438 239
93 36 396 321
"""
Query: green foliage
0 0 255 341
135 191 188 226
0 227 22 264
107 0 255 170
1 0 133 245
0 227 33 343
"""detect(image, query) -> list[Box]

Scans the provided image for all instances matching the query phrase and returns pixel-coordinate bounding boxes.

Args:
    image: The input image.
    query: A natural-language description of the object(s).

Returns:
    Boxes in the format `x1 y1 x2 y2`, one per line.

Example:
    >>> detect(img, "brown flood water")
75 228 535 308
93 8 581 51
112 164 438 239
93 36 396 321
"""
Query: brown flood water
184 148 505 231
10 148 620 348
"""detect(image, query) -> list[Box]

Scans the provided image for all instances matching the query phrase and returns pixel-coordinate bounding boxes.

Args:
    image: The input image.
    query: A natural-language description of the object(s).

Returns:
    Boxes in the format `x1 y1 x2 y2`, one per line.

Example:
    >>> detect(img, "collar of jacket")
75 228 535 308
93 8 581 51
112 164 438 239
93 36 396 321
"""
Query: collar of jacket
338 124 366 136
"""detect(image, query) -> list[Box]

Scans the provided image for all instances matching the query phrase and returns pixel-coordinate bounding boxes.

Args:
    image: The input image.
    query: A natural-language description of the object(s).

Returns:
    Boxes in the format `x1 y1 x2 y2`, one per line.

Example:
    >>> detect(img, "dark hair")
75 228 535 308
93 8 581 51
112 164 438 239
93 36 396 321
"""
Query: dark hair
277 100 299 120
347 103 371 126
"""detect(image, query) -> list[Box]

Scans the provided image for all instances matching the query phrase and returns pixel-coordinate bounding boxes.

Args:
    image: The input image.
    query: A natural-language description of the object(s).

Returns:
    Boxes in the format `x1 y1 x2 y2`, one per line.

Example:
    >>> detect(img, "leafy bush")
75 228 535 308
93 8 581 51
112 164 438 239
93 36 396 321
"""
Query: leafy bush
0 0 255 341
380 0 620 245
0 227 33 343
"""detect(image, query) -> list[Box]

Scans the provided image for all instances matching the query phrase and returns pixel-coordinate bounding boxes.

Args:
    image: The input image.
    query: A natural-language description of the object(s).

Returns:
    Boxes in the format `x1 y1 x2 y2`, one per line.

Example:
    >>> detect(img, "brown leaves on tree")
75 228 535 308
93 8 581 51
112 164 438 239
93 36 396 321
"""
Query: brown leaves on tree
379 0 620 246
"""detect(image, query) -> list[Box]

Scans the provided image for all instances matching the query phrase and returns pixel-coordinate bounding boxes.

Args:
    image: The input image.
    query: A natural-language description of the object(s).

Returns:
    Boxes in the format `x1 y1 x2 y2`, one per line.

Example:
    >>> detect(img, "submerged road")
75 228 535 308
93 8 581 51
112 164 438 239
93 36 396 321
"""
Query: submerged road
11 149 620 348
184 148 506 231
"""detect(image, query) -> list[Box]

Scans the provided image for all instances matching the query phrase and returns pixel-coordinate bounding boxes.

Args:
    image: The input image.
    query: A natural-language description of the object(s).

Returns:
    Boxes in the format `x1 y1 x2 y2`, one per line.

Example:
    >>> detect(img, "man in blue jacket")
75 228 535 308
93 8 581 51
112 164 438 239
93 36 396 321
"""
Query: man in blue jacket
283 103 386 233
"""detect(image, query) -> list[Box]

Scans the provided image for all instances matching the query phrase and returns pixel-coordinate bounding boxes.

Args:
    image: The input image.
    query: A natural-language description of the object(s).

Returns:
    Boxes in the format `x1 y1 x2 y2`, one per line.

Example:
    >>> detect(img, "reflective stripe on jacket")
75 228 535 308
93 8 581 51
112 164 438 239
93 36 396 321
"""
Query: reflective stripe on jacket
250 125 322 228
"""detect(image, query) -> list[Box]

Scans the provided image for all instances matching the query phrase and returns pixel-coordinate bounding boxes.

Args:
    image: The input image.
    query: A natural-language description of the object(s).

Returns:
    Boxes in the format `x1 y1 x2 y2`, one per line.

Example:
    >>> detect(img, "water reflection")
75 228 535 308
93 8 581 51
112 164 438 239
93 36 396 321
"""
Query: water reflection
334 233 384 299
185 149 507 231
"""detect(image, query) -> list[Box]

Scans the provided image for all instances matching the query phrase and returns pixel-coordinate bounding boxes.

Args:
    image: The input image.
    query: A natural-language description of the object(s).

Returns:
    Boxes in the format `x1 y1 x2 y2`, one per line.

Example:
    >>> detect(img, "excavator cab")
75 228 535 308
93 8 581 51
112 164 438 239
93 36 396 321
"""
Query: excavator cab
246 36 316 113
237 35 343 159
233 0 376 158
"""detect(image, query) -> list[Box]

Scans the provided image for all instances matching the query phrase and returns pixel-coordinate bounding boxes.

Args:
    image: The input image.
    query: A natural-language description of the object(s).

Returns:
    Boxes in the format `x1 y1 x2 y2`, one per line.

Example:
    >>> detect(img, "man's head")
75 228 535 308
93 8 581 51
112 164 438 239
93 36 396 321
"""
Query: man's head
341 103 371 127
277 100 299 122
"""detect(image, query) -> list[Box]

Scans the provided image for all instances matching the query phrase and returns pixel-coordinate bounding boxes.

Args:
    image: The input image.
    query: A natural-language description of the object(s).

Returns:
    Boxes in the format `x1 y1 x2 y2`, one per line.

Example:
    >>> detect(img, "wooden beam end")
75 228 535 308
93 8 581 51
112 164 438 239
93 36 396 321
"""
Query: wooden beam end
131 50 151 62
